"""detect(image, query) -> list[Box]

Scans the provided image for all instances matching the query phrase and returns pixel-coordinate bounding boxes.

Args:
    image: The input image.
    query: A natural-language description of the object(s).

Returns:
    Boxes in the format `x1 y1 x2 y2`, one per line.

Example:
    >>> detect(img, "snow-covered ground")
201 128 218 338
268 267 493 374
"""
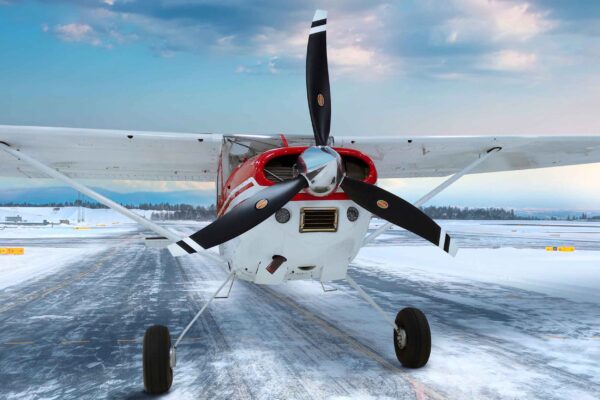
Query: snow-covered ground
0 206 155 225
0 246 106 291
356 247 600 302
0 210 599 399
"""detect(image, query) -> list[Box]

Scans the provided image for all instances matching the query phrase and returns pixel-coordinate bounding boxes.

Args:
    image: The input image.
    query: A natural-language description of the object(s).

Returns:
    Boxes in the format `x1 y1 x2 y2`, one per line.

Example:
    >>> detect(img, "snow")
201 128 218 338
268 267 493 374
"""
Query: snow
0 246 106 290
1 213 599 399
355 247 600 303
0 206 155 225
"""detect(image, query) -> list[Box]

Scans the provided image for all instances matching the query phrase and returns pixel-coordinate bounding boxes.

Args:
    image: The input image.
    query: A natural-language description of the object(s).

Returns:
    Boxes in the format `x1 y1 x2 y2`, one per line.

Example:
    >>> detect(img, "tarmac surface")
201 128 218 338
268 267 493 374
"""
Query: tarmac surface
0 223 599 399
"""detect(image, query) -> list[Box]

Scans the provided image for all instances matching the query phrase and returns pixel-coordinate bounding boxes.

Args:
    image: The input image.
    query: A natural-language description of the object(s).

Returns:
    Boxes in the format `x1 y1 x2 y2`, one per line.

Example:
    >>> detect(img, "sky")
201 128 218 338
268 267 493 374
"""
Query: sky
1 0 600 210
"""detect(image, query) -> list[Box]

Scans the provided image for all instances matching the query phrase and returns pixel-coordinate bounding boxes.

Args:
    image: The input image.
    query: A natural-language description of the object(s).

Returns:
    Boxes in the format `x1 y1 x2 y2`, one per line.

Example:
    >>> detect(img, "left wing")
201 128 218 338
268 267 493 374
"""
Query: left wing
0 125 222 181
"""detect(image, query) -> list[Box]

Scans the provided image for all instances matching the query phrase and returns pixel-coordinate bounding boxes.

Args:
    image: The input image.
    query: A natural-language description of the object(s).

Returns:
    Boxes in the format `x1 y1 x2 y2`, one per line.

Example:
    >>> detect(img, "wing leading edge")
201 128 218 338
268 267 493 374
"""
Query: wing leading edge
2 126 600 181
336 135 600 178
0 125 222 181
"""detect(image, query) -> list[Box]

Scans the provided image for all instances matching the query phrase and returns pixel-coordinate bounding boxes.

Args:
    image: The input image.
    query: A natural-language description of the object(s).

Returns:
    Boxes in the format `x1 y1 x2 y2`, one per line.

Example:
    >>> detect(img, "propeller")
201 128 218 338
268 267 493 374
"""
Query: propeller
306 9 331 146
169 176 307 254
169 9 457 258
341 177 457 256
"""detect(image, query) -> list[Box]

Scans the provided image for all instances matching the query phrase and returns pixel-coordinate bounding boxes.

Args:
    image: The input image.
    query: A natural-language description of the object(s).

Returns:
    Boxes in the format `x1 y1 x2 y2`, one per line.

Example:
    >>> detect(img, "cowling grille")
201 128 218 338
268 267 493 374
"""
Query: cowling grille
300 207 338 232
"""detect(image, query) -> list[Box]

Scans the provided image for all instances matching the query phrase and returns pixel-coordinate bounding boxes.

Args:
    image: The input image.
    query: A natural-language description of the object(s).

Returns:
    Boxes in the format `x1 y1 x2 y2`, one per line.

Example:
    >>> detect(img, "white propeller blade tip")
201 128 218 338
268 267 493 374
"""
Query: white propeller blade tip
313 9 327 21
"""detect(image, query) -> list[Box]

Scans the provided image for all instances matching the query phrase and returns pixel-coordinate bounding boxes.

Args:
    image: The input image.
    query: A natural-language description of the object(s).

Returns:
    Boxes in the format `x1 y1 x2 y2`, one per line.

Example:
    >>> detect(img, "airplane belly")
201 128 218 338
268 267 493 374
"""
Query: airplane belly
220 199 371 284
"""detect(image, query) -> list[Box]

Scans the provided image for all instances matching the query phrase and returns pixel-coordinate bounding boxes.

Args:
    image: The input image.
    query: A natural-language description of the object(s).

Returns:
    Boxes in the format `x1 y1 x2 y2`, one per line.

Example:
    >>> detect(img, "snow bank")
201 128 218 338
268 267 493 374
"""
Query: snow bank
355 246 600 302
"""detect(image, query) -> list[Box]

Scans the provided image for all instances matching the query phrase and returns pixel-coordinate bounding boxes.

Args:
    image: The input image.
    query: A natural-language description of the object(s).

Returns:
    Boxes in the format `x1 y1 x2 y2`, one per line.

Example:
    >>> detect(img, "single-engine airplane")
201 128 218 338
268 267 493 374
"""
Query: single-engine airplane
2 9 600 395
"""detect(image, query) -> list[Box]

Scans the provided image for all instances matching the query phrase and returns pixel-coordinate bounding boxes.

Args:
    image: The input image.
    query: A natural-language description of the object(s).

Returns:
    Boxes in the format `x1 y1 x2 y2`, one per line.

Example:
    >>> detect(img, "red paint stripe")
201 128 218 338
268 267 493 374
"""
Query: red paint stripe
291 192 350 201
279 133 289 147
218 181 254 217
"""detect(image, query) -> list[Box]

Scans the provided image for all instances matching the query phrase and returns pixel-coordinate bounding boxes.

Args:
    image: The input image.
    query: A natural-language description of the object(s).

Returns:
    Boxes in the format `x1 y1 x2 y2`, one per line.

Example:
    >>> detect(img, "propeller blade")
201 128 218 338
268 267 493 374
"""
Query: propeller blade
170 176 307 254
306 9 331 146
341 177 458 256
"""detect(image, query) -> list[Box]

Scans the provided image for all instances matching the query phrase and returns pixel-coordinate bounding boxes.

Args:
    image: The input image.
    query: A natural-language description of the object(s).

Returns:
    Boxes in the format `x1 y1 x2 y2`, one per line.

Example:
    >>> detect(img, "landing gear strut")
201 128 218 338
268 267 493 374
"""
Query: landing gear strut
346 275 431 368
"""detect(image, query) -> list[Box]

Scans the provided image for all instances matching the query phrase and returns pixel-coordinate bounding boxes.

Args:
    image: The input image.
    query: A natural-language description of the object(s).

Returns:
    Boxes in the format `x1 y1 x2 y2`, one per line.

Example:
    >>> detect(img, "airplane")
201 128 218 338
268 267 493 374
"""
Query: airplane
2 9 600 395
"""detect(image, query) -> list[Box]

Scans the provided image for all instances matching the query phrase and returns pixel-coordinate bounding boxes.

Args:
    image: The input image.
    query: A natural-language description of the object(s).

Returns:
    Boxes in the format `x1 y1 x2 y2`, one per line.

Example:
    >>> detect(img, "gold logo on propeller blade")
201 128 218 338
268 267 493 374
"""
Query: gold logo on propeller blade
376 200 389 209
317 93 325 107
255 199 269 210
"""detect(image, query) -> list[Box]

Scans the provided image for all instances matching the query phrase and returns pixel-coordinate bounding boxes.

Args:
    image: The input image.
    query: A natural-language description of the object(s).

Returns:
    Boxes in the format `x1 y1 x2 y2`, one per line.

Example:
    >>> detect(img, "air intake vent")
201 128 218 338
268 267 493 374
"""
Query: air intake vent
300 207 338 232
264 166 296 181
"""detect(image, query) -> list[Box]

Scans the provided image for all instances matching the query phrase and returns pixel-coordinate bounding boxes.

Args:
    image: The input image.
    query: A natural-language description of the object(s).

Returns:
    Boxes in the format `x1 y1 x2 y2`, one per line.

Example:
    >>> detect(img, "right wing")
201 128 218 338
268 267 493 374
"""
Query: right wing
335 135 600 178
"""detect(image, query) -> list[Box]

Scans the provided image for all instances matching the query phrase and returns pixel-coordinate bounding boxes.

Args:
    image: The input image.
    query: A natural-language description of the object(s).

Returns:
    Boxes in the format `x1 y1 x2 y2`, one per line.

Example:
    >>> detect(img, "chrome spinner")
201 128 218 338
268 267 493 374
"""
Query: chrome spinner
297 146 345 197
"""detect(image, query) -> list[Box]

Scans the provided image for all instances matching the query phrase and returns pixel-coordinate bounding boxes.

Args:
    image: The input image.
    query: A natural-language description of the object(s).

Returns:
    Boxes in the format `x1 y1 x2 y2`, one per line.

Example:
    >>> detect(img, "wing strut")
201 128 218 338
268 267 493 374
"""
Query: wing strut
362 147 502 246
0 142 182 243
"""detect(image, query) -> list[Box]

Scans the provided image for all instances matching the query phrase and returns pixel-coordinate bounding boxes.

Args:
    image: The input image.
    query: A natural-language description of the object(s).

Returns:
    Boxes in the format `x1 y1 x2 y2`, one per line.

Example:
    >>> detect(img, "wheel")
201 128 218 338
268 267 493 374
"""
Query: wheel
143 325 173 394
393 307 431 368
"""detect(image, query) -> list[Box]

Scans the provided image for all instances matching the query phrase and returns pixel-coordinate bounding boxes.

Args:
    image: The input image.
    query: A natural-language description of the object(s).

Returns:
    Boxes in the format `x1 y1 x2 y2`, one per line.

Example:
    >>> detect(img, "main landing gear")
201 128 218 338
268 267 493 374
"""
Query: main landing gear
346 275 431 368
142 272 235 395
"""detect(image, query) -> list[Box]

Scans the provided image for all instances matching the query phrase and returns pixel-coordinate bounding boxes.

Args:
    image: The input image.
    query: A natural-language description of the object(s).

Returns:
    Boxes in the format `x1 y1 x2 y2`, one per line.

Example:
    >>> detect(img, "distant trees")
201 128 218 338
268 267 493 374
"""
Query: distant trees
421 206 527 220
1 201 597 221
0 200 106 208
150 204 216 221
0 201 216 221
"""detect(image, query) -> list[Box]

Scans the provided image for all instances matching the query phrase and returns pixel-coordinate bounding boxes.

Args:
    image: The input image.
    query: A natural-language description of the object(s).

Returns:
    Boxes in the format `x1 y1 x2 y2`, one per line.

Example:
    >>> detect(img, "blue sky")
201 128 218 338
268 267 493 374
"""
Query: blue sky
1 0 600 209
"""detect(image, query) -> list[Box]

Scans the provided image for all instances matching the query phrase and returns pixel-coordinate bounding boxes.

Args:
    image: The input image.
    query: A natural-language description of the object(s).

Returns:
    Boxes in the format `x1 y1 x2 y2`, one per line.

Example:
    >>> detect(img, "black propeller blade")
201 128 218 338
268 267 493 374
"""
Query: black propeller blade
341 177 457 256
174 176 307 253
306 9 331 146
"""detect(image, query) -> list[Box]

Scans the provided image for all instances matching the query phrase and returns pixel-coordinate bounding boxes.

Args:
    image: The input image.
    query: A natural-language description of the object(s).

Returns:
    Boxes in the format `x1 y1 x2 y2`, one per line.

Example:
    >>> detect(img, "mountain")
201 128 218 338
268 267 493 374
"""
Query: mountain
0 187 214 206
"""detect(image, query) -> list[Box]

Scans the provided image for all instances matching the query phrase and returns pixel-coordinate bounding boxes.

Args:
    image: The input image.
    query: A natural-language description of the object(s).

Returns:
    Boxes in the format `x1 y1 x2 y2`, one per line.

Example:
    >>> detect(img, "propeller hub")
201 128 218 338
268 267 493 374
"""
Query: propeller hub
297 146 345 197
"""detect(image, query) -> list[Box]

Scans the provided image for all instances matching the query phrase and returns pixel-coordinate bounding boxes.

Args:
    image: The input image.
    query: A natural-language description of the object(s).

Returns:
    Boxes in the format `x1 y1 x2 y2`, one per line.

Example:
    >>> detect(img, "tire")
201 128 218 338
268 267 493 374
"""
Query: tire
393 307 431 368
143 325 173 394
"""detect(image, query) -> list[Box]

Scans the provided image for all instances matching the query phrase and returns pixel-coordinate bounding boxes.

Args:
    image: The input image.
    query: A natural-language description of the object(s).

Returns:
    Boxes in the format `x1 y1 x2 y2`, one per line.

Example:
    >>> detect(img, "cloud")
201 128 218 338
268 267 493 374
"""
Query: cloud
53 23 105 47
32 0 600 79
448 0 555 42
484 50 538 71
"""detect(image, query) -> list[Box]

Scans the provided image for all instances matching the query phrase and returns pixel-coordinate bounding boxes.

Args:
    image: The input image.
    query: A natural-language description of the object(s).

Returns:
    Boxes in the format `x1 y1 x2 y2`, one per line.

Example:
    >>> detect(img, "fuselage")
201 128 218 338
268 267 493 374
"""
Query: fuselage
216 146 378 284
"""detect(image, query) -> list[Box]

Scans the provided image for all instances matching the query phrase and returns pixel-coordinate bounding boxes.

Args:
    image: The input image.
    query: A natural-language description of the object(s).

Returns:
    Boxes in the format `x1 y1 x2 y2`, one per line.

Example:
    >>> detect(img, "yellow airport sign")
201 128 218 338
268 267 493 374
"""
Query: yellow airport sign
546 246 575 252
0 248 25 255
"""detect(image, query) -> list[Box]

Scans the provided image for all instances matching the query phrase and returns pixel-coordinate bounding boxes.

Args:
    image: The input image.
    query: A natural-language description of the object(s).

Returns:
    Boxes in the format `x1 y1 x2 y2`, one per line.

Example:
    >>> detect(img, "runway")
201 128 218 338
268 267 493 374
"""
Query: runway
0 222 599 399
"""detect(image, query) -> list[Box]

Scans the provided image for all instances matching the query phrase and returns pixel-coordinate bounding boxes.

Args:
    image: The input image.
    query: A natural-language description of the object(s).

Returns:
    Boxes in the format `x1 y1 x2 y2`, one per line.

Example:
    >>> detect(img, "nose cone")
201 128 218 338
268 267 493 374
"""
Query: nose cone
297 146 345 197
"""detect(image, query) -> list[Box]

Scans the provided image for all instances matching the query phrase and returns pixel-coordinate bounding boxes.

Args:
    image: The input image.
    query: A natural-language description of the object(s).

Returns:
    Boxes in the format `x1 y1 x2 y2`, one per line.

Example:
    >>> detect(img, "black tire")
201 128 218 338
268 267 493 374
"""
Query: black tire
393 307 431 368
143 325 173 394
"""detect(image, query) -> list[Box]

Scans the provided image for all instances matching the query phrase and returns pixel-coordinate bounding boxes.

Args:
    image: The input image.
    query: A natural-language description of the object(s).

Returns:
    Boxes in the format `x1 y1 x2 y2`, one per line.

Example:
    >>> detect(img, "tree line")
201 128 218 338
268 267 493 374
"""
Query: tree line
1 201 597 221
420 206 528 220
0 201 216 220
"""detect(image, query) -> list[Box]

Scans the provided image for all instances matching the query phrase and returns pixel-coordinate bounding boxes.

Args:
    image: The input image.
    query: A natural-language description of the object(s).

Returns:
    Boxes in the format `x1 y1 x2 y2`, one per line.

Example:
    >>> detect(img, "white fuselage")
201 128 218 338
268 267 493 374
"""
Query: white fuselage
218 180 371 284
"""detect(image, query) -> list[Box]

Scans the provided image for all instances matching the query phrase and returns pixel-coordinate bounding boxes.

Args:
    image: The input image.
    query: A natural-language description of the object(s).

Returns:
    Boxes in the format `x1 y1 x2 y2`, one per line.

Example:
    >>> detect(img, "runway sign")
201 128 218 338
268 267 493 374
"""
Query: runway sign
0 247 25 255
546 246 575 252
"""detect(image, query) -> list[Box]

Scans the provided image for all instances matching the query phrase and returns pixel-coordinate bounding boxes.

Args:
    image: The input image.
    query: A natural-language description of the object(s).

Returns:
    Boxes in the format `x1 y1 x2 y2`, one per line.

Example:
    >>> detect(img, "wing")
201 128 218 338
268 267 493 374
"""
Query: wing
0 125 222 181
334 135 600 178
